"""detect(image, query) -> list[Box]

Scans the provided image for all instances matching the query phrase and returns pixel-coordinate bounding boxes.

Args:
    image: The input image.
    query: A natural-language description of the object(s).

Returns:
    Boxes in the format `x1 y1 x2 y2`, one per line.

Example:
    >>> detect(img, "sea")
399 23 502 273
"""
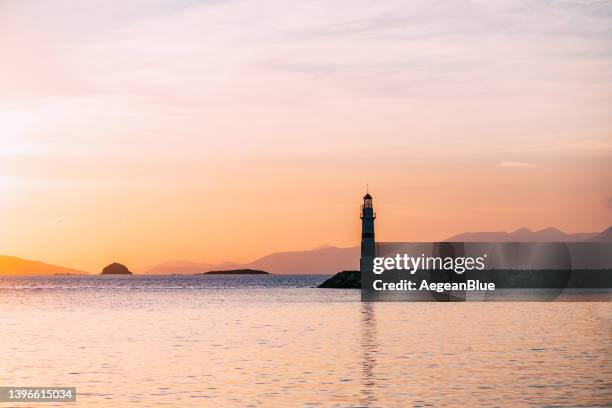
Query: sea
0 275 610 407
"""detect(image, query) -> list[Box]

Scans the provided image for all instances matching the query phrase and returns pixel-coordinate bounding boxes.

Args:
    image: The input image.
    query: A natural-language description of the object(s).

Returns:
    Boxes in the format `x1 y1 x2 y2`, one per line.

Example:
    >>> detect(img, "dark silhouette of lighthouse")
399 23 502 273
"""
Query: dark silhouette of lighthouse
360 191 376 276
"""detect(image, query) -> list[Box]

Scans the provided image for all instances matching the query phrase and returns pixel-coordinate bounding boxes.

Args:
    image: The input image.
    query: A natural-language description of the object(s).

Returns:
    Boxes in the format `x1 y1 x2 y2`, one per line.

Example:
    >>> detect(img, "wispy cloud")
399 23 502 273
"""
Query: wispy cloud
498 161 543 169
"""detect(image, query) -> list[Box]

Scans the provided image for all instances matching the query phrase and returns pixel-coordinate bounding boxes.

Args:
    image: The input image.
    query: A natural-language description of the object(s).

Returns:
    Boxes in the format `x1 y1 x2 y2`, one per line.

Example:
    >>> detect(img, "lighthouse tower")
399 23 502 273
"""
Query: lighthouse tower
360 192 376 275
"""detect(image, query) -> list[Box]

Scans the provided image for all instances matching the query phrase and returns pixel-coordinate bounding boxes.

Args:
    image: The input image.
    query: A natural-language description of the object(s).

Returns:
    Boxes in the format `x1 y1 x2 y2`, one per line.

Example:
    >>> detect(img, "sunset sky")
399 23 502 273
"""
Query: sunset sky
1 0 611 272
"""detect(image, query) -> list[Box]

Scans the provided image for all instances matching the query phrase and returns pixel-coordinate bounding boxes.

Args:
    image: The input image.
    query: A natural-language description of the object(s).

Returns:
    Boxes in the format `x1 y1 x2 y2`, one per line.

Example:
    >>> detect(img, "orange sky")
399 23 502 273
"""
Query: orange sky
1 0 611 272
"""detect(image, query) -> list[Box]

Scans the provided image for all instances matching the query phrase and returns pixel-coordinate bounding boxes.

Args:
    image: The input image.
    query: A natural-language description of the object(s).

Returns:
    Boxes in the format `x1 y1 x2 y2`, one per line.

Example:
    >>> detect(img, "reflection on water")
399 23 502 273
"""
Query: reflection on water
360 303 377 408
0 276 610 407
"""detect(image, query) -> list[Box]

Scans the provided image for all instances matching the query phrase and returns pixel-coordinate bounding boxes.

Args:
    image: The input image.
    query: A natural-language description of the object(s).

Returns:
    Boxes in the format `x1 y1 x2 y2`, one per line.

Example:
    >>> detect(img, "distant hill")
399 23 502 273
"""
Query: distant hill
445 227 600 242
0 255 87 276
101 263 133 275
585 226 612 242
243 246 359 274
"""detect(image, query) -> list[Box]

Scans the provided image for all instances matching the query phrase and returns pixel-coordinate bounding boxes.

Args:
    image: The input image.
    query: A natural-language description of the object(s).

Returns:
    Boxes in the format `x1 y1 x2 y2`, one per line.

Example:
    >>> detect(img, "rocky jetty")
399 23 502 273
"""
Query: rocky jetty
101 263 133 275
318 271 360 288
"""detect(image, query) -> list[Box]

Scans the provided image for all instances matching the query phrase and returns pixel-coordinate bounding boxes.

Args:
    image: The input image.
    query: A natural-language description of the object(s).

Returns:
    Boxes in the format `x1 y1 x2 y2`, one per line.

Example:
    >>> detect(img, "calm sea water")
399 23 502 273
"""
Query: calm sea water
0 275 610 407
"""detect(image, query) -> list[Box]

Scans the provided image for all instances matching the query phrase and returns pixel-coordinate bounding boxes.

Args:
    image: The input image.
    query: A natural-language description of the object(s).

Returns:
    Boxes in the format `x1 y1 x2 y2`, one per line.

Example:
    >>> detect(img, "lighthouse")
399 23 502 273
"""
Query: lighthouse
360 192 376 276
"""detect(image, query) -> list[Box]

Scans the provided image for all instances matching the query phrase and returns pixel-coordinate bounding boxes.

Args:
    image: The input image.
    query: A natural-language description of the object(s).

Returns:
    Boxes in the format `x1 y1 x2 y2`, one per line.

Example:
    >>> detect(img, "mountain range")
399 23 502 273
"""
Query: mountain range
137 245 360 275
1 226 610 275
444 227 609 242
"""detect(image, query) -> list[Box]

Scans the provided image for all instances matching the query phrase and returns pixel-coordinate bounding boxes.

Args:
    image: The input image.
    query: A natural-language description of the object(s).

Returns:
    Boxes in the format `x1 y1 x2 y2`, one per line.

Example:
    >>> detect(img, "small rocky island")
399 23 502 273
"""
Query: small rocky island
101 263 133 275
200 269 270 275
318 271 360 288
